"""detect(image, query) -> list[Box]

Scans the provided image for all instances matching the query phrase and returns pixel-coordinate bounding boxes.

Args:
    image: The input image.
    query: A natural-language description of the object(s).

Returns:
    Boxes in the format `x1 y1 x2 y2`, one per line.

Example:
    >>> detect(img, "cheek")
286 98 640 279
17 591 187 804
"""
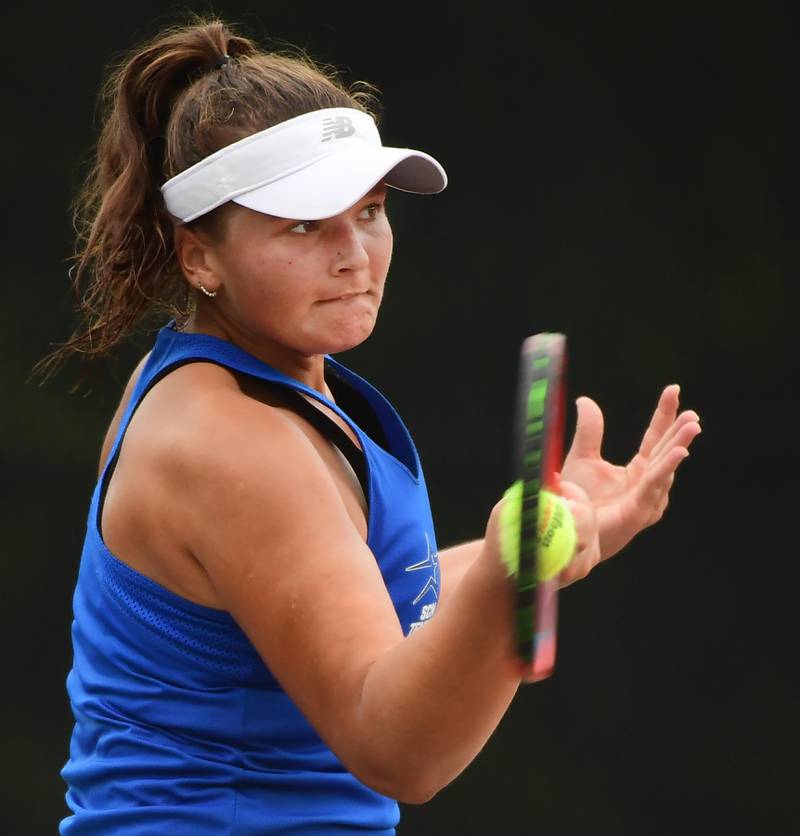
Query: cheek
381 235 393 272
231 252 296 305
370 224 394 280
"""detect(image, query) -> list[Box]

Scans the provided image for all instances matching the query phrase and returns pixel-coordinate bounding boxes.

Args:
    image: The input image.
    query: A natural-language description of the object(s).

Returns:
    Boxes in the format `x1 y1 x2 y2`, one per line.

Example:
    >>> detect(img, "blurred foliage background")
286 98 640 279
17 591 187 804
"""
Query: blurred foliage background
2 2 794 833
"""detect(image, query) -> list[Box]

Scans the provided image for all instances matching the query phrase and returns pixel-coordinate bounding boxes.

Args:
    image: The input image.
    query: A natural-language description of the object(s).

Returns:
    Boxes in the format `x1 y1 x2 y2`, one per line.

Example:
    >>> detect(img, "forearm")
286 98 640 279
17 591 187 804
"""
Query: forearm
351 536 521 802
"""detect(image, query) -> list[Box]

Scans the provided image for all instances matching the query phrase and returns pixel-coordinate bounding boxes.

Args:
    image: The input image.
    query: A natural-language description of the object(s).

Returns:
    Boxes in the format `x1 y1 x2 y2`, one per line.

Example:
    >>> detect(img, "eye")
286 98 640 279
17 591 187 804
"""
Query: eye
288 220 318 234
358 202 383 221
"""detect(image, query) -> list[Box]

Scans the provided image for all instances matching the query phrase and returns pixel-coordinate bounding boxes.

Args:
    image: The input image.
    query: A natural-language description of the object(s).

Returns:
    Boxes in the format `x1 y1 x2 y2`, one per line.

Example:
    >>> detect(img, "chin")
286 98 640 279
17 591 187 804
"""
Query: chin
325 311 377 354
323 330 374 356
310 319 378 356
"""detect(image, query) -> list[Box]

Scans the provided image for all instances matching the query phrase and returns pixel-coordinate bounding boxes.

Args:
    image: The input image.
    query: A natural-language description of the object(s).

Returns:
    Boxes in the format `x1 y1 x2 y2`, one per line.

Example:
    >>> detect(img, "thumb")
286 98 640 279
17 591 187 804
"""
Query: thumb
568 396 605 459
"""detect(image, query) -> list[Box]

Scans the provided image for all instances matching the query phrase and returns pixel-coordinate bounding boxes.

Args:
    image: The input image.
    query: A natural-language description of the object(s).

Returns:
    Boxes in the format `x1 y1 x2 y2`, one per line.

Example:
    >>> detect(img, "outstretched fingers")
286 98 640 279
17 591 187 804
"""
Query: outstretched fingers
649 411 701 466
637 384 681 460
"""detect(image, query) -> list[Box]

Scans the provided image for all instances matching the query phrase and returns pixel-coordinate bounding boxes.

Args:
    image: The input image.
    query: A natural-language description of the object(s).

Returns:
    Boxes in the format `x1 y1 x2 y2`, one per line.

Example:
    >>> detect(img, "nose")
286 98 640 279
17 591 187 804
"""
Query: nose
330 219 370 275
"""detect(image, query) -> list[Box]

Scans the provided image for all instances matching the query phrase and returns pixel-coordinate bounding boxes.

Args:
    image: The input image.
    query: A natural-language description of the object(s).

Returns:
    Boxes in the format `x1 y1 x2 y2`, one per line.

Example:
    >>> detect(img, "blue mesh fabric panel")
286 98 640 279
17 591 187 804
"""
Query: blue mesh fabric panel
95 546 261 678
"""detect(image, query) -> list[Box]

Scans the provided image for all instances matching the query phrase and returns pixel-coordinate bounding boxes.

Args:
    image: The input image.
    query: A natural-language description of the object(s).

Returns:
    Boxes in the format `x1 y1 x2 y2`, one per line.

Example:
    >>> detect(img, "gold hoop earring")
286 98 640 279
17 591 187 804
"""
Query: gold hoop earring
198 283 218 298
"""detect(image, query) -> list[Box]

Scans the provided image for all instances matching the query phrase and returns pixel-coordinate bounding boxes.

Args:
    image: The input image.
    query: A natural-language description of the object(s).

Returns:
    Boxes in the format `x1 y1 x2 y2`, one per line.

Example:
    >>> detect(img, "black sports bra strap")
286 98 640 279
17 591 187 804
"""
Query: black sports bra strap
325 365 390 454
280 389 369 501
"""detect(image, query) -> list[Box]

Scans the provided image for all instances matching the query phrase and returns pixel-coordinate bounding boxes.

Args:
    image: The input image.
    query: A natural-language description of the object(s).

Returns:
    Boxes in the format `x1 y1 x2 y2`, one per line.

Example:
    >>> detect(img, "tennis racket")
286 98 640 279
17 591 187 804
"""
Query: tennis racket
510 332 567 683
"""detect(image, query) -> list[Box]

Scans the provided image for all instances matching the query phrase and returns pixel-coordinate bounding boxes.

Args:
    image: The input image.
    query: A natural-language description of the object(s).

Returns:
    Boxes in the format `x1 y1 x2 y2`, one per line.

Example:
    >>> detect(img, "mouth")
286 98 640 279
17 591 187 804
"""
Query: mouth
322 290 369 302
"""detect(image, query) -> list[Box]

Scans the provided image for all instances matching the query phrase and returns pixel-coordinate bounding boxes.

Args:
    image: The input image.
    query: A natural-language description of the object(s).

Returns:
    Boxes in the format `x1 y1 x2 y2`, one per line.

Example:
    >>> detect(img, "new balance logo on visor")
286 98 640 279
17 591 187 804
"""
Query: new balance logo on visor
321 115 355 142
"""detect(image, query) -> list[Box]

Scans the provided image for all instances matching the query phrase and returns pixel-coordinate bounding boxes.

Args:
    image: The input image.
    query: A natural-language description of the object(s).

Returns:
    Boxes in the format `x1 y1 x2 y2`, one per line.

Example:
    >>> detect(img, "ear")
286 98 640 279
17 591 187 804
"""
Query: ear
173 224 221 294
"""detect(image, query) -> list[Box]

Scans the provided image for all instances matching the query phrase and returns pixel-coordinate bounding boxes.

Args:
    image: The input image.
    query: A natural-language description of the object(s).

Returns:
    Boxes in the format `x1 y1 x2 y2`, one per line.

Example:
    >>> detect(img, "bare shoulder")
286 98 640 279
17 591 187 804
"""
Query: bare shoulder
129 360 382 611
101 359 319 607
100 354 239 465
155 364 365 561
153 363 326 488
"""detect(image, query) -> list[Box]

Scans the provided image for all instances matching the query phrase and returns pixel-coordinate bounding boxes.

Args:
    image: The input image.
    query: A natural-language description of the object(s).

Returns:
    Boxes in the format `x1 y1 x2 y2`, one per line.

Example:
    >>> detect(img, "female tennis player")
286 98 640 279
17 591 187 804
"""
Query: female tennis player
51 17 701 835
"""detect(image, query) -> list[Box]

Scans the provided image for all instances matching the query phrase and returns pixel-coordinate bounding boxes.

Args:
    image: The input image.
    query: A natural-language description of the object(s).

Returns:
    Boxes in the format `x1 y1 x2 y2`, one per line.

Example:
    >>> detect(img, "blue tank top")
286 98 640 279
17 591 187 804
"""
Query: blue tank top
60 323 440 835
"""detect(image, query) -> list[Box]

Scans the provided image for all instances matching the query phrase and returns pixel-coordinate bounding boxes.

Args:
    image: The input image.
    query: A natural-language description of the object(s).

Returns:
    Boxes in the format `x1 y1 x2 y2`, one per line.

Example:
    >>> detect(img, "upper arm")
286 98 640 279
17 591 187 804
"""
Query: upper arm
438 540 483 600
164 390 405 771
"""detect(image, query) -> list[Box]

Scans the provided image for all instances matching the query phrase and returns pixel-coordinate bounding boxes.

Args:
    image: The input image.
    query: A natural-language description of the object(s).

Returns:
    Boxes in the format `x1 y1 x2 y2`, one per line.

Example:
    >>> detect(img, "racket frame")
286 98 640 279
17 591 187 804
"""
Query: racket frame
512 332 567 682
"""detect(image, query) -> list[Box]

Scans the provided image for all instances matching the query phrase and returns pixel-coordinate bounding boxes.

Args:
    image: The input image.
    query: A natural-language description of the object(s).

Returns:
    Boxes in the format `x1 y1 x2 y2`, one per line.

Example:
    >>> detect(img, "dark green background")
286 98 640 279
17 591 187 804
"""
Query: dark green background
3 2 793 833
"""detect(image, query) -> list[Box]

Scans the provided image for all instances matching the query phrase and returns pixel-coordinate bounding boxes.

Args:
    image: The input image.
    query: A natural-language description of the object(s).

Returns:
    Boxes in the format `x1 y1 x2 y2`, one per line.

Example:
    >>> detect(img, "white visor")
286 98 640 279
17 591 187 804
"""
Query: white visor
160 107 447 222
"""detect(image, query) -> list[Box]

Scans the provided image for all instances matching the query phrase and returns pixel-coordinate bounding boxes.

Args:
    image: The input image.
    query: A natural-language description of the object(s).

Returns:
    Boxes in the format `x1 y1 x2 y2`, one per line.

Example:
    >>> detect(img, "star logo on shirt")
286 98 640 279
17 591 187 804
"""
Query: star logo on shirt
405 532 440 606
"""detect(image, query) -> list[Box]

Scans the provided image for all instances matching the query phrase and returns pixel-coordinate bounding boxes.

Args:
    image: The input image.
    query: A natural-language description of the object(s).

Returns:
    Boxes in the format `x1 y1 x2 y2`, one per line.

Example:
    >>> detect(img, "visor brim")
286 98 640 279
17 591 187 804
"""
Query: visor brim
232 145 447 221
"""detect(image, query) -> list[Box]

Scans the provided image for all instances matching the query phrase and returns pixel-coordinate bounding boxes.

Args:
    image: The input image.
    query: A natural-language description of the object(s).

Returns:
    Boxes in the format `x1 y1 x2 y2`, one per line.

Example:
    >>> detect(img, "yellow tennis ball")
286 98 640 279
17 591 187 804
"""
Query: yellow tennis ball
498 479 523 577
537 489 577 580
499 483 577 581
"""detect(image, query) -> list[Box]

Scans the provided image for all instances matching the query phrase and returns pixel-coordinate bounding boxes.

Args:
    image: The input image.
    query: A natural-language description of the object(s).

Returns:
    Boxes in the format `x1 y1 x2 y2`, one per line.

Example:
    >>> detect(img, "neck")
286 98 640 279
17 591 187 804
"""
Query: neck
181 309 330 395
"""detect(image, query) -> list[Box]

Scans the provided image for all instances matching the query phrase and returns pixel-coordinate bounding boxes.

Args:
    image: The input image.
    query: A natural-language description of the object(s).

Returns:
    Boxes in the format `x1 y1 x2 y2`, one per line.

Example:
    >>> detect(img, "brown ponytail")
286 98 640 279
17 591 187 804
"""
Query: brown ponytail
35 15 379 381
